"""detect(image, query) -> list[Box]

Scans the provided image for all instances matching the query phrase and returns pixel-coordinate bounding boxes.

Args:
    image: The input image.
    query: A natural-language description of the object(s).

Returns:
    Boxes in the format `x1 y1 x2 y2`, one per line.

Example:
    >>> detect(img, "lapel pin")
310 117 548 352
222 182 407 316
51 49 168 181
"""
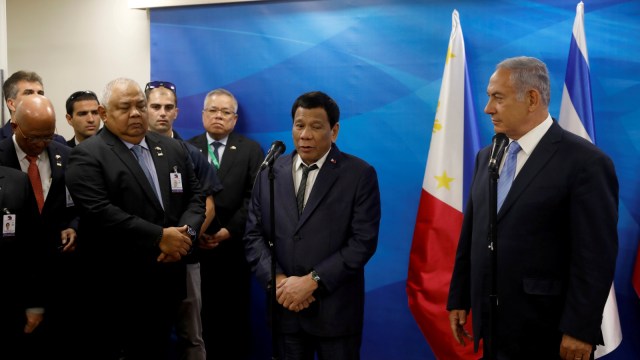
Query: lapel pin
330 158 336 164
230 145 237 150
155 147 164 157
55 154 62 167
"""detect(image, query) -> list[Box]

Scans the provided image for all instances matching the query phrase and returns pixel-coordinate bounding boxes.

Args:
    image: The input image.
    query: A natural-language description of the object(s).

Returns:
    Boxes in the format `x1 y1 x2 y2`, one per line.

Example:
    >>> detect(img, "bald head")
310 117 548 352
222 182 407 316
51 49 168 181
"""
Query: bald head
12 95 57 156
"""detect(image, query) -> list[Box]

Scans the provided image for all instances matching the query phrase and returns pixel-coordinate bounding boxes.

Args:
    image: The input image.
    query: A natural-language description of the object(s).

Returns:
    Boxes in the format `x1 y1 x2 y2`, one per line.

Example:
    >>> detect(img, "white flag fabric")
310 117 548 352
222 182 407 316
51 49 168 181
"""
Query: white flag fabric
558 2 622 357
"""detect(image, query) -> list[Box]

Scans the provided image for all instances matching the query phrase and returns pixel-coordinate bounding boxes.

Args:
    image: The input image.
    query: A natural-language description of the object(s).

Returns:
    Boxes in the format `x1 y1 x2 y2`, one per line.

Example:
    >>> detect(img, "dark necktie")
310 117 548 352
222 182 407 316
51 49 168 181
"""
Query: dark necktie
26 155 45 213
497 141 521 211
131 145 160 200
296 164 318 215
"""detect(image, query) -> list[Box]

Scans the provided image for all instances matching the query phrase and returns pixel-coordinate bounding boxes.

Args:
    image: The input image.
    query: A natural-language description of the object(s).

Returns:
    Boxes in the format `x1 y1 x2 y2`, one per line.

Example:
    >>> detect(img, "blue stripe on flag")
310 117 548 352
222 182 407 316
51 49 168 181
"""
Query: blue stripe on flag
565 35 596 141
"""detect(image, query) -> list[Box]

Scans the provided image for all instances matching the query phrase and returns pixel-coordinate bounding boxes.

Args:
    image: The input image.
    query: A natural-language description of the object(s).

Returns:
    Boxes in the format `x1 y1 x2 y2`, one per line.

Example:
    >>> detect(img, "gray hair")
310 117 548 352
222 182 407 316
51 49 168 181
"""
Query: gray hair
203 88 238 112
100 78 143 110
497 56 550 106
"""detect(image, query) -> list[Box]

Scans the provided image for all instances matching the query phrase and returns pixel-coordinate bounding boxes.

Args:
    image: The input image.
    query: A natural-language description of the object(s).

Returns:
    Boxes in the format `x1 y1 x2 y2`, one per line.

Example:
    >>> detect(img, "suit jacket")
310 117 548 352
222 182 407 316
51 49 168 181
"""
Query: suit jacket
65 127 205 356
447 121 618 356
244 144 381 337
0 137 78 254
0 166 44 316
188 131 263 239
66 138 76 148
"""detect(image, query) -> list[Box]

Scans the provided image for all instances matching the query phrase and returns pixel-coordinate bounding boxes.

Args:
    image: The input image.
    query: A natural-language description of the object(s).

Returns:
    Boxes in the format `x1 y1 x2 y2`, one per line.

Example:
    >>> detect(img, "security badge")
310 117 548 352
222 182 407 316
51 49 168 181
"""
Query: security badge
2 208 15 236
171 166 183 193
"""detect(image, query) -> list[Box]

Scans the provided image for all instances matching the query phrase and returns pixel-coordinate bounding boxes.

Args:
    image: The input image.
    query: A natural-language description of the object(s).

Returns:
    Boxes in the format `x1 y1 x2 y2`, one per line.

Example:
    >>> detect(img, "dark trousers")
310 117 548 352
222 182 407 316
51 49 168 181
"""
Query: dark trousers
277 331 362 360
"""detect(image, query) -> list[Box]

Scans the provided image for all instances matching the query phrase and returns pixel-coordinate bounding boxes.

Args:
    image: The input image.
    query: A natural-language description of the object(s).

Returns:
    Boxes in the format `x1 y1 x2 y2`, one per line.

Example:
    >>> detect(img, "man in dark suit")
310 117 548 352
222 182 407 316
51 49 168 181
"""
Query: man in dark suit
0 95 79 358
244 91 381 359
1 70 66 144
65 90 101 147
188 88 263 360
447 57 618 360
66 78 205 359
0 165 46 360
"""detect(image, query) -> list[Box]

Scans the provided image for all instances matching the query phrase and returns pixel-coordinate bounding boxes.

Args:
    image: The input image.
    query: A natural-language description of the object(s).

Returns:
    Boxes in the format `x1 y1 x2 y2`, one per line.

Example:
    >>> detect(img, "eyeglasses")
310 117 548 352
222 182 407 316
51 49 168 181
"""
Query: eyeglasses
67 90 98 103
145 81 177 95
203 107 236 118
15 124 55 144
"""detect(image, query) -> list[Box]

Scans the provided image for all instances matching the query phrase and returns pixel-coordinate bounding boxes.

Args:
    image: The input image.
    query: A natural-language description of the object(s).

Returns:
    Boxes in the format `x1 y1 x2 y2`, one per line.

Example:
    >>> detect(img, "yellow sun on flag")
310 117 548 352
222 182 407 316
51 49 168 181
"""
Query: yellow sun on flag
433 119 443 133
445 46 456 65
434 171 454 190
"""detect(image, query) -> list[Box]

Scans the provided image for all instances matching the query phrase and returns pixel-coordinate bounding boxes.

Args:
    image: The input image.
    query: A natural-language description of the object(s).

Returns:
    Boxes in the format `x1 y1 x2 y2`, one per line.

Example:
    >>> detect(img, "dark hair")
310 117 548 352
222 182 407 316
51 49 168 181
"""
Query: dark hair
290 91 340 128
3 70 43 101
66 90 99 115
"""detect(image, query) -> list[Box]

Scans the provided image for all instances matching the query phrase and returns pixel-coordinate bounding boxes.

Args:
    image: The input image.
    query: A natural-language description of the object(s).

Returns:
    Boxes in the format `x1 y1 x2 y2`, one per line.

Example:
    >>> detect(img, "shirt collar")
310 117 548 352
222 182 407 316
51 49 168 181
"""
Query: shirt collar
511 114 553 156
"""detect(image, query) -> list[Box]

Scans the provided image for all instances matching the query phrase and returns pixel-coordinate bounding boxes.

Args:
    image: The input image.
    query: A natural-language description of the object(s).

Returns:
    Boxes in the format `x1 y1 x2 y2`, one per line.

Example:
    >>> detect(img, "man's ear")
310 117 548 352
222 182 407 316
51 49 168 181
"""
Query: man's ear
98 105 107 121
6 98 16 113
528 89 540 111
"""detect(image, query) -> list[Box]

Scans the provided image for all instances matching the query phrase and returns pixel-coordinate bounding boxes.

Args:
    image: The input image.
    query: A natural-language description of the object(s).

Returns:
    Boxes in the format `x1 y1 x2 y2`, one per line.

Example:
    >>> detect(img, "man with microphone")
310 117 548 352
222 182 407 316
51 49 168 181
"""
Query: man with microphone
447 57 618 360
244 91 381 359
188 88 263 360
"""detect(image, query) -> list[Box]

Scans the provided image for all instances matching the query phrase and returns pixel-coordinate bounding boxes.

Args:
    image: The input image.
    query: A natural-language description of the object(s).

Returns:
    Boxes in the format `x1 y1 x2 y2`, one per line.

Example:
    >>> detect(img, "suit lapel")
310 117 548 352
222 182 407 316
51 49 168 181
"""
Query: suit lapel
296 146 341 227
103 130 163 210
498 121 562 217
217 132 240 179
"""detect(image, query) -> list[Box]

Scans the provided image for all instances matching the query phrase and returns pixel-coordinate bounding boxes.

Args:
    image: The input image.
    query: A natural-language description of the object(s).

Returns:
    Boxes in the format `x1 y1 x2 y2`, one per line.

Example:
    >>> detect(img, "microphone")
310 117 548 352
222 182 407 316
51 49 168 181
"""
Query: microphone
488 133 509 172
259 140 286 171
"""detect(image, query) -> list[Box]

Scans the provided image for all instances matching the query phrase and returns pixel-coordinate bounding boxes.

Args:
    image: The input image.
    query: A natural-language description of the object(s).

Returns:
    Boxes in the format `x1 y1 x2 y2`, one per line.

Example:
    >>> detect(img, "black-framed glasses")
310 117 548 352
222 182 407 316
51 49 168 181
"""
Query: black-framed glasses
15 124 55 144
203 107 236 118
145 81 176 95
67 90 98 103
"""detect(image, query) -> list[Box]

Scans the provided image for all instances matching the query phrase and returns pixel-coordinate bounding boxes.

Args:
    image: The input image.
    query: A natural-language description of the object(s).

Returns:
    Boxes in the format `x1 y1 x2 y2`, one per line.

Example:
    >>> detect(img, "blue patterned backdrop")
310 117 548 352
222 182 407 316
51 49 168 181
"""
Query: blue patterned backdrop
150 1 640 358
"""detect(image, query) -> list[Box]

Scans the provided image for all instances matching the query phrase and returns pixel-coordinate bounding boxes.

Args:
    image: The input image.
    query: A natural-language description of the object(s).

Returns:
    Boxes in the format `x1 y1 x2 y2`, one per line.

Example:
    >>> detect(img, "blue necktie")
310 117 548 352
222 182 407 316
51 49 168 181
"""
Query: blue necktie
131 144 160 201
497 141 521 211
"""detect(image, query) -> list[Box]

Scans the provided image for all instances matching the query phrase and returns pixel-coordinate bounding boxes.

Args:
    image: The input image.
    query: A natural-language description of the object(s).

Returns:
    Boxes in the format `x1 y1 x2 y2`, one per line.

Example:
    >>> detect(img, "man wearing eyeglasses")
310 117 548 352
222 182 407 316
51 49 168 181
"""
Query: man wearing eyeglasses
146 80 222 360
0 94 79 358
0 70 66 145
188 88 263 360
65 90 101 147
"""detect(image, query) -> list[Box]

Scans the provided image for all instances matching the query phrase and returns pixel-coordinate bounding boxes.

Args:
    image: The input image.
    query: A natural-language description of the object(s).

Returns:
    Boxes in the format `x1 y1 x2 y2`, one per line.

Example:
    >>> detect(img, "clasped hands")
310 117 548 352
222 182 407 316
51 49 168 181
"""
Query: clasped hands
275 273 317 312
157 225 193 262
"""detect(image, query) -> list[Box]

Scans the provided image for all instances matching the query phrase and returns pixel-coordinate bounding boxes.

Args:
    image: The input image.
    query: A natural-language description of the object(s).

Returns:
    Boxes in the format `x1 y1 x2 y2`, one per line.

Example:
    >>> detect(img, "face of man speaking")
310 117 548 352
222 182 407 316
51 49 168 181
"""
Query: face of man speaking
100 80 148 144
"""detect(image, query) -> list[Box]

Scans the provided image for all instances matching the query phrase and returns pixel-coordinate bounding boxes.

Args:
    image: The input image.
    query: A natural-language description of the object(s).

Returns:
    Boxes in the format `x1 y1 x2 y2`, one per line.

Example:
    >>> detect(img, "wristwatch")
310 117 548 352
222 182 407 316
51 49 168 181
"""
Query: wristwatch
186 225 197 254
310 269 321 283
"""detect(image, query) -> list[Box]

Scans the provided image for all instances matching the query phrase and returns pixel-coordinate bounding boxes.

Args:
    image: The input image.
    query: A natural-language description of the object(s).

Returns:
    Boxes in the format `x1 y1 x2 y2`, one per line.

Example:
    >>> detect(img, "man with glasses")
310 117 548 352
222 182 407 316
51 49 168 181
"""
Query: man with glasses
188 88 263 360
0 94 79 359
65 90 101 147
146 80 222 360
1 70 66 144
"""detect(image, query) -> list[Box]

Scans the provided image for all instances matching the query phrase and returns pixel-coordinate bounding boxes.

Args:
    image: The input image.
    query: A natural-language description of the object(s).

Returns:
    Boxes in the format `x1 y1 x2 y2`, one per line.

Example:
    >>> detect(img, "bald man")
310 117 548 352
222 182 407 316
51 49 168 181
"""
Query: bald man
0 95 80 359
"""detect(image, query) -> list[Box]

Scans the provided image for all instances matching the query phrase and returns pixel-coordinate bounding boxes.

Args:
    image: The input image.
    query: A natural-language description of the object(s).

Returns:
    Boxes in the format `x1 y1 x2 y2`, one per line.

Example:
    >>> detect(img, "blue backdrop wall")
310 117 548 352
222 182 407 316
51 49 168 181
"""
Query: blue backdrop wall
150 1 640 358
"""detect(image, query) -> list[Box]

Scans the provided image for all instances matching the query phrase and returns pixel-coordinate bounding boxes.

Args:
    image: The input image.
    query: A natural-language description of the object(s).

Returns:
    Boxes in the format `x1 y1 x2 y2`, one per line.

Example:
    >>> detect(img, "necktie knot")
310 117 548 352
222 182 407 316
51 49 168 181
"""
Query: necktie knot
26 154 44 213
131 144 144 159
210 142 222 169
26 154 38 164
507 141 521 156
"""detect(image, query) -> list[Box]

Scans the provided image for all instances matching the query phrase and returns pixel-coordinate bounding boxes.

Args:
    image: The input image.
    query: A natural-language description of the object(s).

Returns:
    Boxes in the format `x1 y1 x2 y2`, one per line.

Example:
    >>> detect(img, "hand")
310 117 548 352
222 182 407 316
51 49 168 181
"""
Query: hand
559 334 592 360
198 227 230 250
24 311 43 334
59 228 77 252
275 274 317 312
157 226 192 262
449 309 473 346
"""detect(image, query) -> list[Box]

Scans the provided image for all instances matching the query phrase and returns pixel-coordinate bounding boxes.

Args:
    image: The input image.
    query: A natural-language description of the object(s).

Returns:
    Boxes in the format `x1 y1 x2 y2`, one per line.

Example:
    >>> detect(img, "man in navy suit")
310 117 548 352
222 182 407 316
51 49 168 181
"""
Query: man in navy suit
447 57 618 360
0 95 79 358
64 90 101 147
188 88 263 360
66 78 205 359
244 91 381 359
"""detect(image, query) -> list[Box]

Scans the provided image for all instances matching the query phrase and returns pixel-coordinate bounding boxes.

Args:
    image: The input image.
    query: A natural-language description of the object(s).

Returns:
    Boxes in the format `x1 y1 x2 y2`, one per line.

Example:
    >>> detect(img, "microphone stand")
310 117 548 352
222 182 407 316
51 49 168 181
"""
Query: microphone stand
266 164 280 360
487 160 500 360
